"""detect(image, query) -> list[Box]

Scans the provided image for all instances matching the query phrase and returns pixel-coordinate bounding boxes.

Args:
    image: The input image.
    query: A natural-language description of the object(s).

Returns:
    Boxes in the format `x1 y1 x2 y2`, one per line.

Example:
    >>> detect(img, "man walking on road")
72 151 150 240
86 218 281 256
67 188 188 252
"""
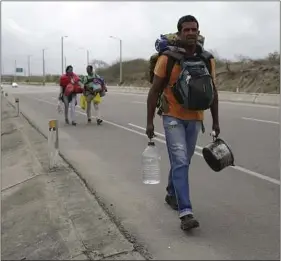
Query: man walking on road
82 65 104 125
146 15 220 230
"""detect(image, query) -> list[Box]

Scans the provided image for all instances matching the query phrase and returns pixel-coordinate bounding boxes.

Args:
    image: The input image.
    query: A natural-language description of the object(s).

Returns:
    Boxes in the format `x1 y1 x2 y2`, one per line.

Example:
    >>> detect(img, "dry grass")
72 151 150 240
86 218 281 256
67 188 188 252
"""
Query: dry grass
96 52 280 93
2 52 279 93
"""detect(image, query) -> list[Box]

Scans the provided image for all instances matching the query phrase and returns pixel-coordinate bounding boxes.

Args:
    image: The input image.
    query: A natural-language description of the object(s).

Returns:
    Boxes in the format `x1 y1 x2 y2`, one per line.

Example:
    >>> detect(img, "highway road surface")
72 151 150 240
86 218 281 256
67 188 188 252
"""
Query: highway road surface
3 84 280 260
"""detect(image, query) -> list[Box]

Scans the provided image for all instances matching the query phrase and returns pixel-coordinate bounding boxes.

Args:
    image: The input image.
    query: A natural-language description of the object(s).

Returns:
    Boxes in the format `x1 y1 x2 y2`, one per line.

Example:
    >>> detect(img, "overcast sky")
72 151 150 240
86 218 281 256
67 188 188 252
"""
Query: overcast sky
1 1 280 75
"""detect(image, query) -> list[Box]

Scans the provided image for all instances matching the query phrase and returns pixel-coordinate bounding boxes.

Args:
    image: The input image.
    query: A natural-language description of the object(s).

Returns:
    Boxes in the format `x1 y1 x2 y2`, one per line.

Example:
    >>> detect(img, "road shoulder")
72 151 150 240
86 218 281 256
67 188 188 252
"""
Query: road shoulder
1 96 145 260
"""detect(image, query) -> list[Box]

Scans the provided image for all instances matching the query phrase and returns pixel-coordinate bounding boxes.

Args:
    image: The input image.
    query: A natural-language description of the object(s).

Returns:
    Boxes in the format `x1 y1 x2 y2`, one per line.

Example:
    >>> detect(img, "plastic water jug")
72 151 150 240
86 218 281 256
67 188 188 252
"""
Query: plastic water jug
142 141 161 184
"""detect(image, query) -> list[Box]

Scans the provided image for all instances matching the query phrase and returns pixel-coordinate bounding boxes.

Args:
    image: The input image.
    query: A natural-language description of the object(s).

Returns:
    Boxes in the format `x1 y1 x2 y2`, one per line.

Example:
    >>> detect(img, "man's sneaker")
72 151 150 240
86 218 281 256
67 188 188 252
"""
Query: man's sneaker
97 119 103 125
88 118 92 123
65 119 69 124
72 121 77 126
165 194 178 210
180 214 200 231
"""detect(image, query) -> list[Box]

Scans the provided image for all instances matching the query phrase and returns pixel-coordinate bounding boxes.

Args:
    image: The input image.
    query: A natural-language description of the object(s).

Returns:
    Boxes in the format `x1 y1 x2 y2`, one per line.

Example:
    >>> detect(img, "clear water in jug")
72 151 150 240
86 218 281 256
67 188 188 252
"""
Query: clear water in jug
142 141 161 184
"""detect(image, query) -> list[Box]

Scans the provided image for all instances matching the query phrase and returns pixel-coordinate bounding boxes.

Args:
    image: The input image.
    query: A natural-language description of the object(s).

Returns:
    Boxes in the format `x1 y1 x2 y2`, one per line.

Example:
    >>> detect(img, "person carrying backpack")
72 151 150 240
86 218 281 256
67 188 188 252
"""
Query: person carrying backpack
146 15 220 231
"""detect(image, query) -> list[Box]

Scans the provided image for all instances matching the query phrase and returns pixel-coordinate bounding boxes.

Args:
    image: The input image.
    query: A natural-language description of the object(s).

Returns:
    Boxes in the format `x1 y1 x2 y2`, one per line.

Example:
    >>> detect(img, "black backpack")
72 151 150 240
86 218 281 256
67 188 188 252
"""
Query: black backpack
158 49 214 112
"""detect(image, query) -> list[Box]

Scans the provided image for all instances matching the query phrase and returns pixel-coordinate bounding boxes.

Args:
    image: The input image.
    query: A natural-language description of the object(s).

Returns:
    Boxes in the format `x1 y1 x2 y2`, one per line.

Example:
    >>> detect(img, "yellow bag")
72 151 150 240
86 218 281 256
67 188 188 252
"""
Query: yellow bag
80 95 87 110
93 93 101 104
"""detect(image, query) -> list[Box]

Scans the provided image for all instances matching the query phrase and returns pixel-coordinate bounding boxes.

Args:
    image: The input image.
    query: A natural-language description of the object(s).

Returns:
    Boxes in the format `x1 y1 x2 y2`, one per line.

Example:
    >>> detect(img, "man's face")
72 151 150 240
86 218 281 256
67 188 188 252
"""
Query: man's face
87 66 92 74
179 21 199 46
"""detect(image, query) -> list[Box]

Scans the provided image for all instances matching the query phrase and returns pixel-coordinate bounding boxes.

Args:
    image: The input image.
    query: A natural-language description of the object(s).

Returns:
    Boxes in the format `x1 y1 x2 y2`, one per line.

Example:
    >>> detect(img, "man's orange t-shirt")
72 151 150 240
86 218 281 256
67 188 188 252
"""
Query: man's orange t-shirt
154 55 216 121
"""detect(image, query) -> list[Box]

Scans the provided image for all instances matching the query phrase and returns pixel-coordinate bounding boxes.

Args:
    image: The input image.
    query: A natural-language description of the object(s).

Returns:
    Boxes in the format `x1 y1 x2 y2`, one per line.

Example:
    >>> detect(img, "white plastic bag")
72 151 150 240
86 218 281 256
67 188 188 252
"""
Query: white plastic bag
57 100 63 114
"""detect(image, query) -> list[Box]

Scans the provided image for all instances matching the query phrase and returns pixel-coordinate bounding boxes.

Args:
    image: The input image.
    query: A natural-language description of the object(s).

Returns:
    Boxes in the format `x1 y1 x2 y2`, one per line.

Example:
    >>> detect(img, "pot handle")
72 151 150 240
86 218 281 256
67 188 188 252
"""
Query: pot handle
210 131 218 141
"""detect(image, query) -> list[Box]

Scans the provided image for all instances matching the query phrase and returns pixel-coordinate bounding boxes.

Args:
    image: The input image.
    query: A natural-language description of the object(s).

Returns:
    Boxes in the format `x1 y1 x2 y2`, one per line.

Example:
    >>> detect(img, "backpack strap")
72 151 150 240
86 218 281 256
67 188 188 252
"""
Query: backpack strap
165 55 176 86
154 54 177 115
162 50 184 87
198 50 215 134
199 50 217 89
199 50 214 74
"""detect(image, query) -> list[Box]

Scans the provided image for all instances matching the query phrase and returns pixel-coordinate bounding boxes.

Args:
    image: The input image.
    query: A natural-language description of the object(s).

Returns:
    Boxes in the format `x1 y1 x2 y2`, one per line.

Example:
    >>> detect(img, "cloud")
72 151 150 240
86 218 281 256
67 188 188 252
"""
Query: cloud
6 18 32 35
2 1 280 75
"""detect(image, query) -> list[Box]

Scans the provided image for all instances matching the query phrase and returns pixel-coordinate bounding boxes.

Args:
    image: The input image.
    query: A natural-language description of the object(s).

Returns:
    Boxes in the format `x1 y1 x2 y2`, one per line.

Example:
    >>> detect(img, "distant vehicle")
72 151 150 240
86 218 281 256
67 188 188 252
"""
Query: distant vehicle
12 82 18 88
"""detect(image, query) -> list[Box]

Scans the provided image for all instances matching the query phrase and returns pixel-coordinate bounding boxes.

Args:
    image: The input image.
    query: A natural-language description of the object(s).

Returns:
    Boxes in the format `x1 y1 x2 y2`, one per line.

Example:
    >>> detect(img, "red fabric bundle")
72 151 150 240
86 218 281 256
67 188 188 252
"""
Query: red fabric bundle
64 83 74 96
59 73 80 88
60 73 83 95
74 85 83 94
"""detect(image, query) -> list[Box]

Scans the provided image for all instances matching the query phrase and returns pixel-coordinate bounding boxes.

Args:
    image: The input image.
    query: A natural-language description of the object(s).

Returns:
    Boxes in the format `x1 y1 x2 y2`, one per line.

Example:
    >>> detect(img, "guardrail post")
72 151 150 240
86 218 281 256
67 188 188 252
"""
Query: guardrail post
15 98 19 116
48 119 59 169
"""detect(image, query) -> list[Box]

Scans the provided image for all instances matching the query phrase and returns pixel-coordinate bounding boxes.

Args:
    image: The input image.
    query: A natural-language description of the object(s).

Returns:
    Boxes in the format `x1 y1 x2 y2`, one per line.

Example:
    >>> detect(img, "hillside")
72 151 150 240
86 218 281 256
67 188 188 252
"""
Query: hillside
97 52 280 93
2 52 279 94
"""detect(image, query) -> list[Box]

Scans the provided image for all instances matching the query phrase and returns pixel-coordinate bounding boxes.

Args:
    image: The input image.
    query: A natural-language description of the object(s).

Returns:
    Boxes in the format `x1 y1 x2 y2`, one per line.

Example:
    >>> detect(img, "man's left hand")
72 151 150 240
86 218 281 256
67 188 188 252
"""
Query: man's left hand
212 122 220 137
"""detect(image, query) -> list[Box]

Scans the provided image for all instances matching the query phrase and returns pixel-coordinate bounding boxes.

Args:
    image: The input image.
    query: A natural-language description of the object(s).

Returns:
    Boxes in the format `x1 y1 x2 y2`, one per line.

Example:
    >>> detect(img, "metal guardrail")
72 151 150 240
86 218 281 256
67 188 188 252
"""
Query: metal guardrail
107 86 280 106
2 82 279 106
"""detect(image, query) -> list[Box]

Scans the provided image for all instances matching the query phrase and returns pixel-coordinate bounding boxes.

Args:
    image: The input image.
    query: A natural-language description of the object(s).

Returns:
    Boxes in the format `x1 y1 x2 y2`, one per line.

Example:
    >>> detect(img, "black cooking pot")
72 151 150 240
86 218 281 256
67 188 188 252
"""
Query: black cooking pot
202 136 234 172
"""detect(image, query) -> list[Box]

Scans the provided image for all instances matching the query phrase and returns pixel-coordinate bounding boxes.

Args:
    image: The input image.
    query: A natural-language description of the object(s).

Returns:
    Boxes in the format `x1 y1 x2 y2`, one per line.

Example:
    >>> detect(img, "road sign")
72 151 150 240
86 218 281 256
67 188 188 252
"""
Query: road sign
16 68 23 73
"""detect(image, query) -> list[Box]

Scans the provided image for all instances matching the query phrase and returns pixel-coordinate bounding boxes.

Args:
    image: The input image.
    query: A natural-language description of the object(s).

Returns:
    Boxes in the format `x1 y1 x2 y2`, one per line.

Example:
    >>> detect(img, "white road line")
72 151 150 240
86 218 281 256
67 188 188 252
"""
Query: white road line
109 92 147 97
30 97 56 106
242 117 279 125
24 96 170 142
128 123 204 150
220 101 279 109
128 123 280 186
131 101 146 104
110 92 279 109
27 90 279 110
130 100 279 109
5 86 280 109
20 95 280 186
23 96 203 156
232 165 280 186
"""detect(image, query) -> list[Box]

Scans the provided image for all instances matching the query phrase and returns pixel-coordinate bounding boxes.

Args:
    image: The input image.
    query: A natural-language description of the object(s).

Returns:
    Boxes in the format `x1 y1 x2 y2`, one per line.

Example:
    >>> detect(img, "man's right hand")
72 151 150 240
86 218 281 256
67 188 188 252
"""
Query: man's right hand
146 123 155 139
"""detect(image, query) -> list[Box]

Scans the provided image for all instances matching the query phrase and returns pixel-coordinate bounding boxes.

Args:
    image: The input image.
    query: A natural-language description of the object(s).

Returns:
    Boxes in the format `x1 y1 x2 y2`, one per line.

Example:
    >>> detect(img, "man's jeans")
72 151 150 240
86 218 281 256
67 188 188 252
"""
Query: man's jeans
163 115 201 218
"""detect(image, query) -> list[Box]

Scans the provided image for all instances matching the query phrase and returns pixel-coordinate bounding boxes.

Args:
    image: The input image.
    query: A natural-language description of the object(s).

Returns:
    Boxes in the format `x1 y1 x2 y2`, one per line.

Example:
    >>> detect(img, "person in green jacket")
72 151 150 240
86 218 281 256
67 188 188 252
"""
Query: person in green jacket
82 65 103 125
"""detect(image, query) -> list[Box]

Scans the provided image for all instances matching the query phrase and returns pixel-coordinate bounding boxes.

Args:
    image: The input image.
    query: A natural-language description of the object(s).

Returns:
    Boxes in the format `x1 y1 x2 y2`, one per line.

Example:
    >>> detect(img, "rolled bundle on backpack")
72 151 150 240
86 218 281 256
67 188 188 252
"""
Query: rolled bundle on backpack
198 35 205 47
148 33 206 84
155 33 205 53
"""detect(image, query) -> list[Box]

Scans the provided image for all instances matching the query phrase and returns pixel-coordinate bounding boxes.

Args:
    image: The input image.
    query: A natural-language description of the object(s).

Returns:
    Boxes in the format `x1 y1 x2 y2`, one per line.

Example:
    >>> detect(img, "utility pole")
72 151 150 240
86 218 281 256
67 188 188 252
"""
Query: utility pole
87 50 90 65
61 36 64 74
61 36 68 74
27 55 31 82
119 39 123 84
1 61 4 75
64 56 67 70
109 36 123 85
14 60 17 83
42 49 46 86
